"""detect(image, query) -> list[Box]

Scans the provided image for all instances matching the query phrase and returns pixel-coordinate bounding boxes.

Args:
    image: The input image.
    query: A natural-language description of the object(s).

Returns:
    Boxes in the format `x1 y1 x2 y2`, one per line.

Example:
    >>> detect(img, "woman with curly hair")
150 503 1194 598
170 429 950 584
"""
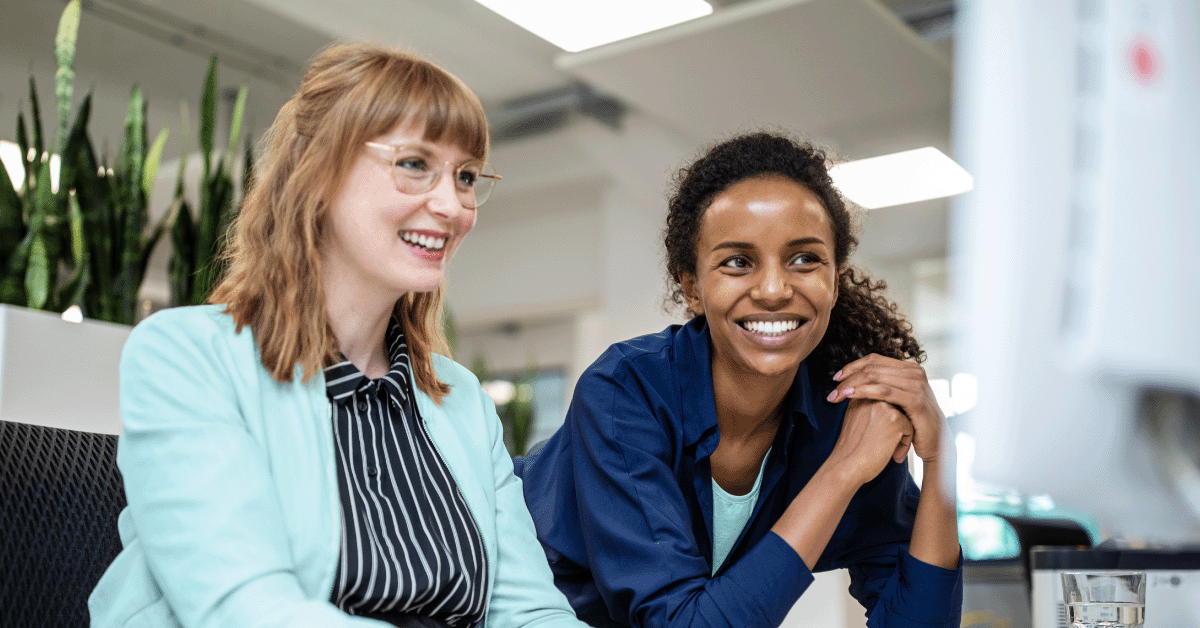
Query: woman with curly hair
88 43 589 628
514 131 963 628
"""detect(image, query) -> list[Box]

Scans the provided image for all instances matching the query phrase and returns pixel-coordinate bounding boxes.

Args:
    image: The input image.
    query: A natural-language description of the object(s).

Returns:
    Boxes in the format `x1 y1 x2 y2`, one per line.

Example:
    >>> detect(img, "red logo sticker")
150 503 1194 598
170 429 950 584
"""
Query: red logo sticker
1128 37 1161 85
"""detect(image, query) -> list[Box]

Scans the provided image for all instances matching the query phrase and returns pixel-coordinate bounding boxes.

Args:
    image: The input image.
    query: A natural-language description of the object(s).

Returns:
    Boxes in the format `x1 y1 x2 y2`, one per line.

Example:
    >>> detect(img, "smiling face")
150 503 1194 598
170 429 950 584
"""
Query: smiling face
682 175 839 382
320 121 477 304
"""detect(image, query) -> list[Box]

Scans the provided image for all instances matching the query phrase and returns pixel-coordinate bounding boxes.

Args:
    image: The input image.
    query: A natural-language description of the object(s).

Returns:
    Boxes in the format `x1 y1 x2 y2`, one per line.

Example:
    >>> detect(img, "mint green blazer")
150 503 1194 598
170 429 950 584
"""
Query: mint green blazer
88 305 585 628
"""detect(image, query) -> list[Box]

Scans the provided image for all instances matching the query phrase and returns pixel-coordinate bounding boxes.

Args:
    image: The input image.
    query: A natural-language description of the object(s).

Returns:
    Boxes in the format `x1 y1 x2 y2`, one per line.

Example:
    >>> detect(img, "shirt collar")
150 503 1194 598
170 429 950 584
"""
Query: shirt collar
676 316 821 450
323 317 412 404
677 317 719 448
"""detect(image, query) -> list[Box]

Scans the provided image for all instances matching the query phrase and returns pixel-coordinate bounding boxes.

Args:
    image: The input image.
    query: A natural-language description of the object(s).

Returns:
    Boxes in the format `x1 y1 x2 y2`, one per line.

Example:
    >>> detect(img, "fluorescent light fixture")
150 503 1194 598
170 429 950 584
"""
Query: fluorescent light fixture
829 146 973 209
474 0 713 52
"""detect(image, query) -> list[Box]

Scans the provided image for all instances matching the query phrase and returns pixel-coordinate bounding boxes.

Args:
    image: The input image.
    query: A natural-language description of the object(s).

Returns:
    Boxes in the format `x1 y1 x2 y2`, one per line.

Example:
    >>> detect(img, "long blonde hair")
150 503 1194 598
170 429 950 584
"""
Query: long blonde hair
209 42 489 402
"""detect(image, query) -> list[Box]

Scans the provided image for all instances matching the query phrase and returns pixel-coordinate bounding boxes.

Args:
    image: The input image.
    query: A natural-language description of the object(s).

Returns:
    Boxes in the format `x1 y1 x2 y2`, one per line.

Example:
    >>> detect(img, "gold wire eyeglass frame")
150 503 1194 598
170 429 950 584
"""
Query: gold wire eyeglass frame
364 141 501 208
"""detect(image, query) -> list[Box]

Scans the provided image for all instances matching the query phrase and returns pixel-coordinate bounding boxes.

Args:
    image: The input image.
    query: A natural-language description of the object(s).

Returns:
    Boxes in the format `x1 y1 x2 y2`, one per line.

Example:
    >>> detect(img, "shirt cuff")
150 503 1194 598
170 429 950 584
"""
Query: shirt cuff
879 549 964 625
718 531 815 627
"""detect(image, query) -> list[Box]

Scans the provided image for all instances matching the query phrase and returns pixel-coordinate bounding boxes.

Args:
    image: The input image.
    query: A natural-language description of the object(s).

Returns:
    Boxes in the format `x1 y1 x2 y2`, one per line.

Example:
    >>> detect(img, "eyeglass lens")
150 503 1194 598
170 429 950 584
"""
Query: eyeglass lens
385 146 497 208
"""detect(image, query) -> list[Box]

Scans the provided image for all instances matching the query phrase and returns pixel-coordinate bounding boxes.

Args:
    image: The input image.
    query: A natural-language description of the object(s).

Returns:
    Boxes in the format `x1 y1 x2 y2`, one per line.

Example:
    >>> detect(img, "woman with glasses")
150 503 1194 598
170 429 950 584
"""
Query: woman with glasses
89 43 586 628
515 132 962 628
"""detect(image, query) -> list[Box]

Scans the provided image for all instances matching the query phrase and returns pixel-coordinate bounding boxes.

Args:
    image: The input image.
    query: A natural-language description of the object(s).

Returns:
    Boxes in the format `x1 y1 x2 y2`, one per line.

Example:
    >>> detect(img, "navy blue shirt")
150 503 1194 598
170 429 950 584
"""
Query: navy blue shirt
515 317 962 628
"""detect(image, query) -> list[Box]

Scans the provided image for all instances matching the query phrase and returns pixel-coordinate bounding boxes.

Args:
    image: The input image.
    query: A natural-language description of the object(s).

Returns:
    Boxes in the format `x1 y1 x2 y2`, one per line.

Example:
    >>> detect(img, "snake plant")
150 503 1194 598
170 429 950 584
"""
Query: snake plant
169 54 248 307
0 0 169 324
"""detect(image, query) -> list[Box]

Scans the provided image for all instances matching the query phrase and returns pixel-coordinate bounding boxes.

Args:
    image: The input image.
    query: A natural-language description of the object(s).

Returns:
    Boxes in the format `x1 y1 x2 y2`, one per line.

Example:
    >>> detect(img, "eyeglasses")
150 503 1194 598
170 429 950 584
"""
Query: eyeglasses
365 141 500 209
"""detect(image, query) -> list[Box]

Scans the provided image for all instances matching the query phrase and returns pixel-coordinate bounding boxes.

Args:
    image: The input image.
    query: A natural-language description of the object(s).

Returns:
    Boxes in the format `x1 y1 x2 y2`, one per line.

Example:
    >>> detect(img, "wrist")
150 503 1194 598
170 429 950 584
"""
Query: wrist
914 418 955 463
820 454 872 489
915 455 958 503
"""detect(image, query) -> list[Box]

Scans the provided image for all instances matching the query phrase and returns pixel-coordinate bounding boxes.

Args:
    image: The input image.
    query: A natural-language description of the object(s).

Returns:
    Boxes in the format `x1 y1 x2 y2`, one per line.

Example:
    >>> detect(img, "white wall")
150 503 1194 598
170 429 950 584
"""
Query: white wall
447 113 686 403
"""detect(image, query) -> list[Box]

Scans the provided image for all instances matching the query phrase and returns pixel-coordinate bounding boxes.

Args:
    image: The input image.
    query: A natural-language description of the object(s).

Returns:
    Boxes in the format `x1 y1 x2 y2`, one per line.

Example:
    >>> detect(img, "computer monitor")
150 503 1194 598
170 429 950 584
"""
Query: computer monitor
950 0 1200 542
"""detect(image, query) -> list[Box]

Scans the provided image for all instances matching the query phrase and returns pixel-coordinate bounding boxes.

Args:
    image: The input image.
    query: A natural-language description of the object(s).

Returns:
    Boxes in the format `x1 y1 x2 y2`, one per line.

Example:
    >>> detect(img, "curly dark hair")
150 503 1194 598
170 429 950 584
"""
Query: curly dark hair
664 131 924 379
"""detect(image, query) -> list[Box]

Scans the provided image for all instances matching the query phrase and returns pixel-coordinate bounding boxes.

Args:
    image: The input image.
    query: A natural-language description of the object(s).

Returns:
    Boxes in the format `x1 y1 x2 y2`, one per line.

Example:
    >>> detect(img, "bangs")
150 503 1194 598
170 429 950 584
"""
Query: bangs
378 59 489 160
417 82 489 160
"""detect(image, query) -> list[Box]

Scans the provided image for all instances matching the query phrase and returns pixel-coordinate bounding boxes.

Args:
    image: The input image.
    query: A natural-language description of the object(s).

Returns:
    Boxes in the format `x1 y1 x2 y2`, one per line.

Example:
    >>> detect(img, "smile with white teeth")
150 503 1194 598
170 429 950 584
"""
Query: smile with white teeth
740 319 801 336
400 231 446 251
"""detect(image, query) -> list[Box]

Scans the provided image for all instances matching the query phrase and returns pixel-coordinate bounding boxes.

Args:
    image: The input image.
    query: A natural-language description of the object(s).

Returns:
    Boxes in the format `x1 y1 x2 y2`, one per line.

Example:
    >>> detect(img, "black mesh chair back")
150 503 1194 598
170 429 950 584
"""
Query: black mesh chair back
0 420 127 628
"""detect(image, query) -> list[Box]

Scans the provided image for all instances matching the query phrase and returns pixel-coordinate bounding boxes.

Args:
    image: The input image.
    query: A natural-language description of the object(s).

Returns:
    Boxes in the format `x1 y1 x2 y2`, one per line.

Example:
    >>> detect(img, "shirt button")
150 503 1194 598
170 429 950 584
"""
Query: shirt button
357 400 368 412
367 466 378 477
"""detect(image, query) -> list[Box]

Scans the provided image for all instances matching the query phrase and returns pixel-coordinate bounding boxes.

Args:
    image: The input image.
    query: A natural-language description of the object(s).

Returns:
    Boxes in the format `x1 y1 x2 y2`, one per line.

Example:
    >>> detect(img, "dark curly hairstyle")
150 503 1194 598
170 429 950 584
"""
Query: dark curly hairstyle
664 131 924 380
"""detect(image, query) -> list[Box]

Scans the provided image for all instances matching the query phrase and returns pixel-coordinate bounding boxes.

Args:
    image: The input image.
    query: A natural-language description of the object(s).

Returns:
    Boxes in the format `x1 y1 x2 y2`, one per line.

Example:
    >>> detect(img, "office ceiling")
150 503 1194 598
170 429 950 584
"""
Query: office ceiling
63 0 953 147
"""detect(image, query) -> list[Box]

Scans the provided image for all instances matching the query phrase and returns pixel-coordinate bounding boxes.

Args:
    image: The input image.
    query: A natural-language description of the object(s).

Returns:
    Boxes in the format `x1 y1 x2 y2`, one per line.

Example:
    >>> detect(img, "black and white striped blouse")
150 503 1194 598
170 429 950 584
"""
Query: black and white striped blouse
325 318 487 628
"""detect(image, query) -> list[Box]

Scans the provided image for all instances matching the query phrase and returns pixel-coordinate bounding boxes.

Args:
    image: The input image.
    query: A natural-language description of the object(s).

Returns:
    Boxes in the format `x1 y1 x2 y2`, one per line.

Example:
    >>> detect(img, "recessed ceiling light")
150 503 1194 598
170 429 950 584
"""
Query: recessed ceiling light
829 146 973 209
474 0 713 53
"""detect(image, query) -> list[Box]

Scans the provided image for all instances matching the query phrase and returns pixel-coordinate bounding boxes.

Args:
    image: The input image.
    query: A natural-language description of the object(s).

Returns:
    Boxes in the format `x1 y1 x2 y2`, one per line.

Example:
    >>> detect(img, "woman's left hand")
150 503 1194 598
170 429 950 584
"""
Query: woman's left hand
826 354 948 463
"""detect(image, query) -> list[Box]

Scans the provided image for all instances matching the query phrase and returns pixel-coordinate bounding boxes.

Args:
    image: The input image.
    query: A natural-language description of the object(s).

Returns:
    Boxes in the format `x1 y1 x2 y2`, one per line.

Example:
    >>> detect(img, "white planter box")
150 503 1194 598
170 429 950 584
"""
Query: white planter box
0 304 130 435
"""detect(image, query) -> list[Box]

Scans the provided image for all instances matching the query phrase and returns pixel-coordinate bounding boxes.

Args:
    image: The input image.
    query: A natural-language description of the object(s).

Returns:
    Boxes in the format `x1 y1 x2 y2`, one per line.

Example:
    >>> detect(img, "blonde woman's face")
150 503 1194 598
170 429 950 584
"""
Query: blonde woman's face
321 122 478 301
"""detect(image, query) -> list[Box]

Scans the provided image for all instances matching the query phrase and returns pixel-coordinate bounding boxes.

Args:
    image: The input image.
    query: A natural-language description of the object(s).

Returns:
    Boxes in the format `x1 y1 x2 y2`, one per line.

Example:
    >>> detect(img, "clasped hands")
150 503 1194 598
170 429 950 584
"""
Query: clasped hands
824 354 948 485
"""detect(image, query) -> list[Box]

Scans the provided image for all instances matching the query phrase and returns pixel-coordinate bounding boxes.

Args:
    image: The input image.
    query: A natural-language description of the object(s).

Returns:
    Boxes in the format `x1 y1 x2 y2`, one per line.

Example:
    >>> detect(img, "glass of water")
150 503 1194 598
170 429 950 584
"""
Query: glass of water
1061 571 1146 628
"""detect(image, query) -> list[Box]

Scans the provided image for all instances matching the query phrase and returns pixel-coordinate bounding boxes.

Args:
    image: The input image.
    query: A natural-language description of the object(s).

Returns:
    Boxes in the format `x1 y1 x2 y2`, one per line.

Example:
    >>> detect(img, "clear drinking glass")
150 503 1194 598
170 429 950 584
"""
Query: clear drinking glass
1060 571 1146 628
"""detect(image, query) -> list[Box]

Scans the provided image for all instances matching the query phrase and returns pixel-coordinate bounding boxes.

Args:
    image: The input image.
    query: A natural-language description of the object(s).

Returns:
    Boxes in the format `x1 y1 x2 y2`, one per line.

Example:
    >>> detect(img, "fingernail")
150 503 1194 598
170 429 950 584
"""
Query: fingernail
833 369 843 381
843 387 855 396
827 389 838 402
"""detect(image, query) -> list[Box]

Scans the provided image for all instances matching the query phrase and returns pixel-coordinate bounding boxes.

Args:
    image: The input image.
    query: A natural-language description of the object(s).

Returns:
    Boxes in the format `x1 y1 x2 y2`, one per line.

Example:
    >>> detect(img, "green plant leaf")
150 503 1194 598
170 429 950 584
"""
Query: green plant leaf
214 170 234 246
0 198 23 270
57 191 88 310
193 160 228 303
174 100 190 197
225 84 248 162
195 56 219 292
29 159 53 232
192 56 222 304
122 85 146 209
511 398 533 457
16 111 31 195
58 256 87 311
199 55 217 176
168 198 195 306
68 189 84 267
55 0 81 156
0 233 31 306
0 277 25 306
0 139 24 257
28 77 44 170
74 134 114 320
27 159 61 311
54 92 92 276
58 92 92 216
25 232 49 310
143 127 169 200
117 85 147 319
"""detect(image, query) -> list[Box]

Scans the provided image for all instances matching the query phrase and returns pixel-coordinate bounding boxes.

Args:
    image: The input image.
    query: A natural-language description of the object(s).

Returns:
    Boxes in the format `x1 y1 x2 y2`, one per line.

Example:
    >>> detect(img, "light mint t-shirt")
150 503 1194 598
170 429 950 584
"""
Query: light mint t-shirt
710 448 771 576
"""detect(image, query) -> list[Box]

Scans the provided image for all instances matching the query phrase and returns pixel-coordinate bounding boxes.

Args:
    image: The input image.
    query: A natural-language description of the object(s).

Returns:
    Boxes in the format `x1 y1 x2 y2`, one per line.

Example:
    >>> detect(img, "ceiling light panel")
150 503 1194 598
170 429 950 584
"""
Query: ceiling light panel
474 0 713 52
829 146 973 209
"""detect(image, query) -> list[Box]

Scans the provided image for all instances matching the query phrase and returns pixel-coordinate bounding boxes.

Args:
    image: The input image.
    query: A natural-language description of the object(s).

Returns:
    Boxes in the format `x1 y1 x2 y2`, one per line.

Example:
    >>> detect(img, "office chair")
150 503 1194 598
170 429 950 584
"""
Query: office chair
0 420 127 628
